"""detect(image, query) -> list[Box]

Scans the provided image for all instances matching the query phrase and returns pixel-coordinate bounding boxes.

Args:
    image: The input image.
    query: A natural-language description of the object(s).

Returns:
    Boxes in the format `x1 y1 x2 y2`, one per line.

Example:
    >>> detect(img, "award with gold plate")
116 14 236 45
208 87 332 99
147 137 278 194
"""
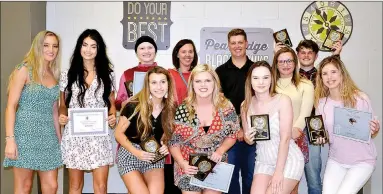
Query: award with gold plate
250 114 270 141
305 115 328 144
193 156 216 181
273 29 293 47
323 29 344 50
189 153 208 166
140 136 166 163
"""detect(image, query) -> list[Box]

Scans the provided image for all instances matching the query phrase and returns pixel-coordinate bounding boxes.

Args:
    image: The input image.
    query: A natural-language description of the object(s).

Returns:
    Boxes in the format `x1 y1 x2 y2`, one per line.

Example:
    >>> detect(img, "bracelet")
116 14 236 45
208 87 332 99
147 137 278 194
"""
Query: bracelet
5 135 15 142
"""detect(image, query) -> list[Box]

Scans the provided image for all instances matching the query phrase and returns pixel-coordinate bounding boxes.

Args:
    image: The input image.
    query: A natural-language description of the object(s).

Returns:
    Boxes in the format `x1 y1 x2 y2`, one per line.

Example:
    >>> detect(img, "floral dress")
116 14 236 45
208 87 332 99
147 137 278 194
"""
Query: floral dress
59 70 116 170
168 103 240 191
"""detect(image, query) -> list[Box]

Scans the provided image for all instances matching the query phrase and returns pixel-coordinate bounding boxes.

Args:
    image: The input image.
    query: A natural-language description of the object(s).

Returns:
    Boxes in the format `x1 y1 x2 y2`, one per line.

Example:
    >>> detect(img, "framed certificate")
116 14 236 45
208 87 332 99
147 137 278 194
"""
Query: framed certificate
334 107 372 143
133 71 147 95
190 162 235 193
68 108 108 137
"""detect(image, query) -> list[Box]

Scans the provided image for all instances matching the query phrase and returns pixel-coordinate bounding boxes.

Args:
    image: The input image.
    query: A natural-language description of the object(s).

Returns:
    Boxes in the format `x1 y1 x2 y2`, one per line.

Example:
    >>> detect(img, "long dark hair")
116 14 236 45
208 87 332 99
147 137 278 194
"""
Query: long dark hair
65 29 114 110
172 39 198 70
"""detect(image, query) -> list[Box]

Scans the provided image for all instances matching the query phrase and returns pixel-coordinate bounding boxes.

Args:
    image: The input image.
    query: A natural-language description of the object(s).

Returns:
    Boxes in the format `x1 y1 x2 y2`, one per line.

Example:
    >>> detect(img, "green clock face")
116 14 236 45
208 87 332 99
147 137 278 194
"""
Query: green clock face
300 1 353 51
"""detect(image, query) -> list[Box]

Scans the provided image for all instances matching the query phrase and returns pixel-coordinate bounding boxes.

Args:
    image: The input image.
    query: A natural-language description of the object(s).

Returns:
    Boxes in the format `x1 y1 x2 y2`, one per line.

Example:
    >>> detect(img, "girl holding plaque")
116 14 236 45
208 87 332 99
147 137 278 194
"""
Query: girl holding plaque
58 29 116 194
242 61 304 194
272 47 314 193
115 35 159 111
314 56 380 194
3 30 63 194
114 66 176 194
169 64 240 193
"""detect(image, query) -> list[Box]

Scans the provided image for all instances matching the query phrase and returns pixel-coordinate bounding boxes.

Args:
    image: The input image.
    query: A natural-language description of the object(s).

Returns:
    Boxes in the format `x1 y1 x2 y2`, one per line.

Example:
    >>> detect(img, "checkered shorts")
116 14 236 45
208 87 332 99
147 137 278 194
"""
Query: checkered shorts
117 143 164 175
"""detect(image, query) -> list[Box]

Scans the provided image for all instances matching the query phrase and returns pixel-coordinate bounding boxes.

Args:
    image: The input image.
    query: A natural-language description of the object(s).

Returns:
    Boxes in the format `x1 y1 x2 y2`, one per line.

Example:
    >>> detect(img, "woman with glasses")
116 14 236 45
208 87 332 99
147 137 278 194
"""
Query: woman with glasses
272 47 314 193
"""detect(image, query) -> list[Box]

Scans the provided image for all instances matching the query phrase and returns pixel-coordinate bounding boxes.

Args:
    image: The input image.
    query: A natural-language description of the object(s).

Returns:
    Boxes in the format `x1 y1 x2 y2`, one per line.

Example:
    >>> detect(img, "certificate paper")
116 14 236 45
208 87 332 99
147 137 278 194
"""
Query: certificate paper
333 107 372 143
133 71 146 95
189 162 234 193
68 108 108 137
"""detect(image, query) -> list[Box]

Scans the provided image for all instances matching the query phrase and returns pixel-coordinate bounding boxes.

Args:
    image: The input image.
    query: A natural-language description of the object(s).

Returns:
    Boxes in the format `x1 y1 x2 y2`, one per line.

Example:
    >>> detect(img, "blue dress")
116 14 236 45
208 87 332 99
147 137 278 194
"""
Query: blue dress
3 63 62 171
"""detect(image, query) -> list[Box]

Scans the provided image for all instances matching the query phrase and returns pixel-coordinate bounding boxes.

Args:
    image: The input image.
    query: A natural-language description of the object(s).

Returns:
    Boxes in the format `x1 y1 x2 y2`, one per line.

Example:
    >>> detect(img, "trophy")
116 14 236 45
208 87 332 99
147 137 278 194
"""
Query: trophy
250 114 270 141
189 153 208 166
273 29 293 47
193 155 216 181
323 30 344 50
305 115 328 144
140 136 166 163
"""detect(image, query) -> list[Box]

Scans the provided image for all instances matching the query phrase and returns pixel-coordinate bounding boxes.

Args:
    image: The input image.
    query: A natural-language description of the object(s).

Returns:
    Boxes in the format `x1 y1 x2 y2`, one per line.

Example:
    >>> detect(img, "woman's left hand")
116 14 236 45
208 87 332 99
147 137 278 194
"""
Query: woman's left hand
159 142 169 156
370 117 380 135
210 150 223 163
108 114 116 128
269 171 284 194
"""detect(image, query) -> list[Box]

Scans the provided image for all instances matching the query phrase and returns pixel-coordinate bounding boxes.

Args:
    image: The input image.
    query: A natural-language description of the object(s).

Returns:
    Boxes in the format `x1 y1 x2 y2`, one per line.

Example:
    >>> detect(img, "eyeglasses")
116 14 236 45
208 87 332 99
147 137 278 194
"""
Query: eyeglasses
277 59 294 65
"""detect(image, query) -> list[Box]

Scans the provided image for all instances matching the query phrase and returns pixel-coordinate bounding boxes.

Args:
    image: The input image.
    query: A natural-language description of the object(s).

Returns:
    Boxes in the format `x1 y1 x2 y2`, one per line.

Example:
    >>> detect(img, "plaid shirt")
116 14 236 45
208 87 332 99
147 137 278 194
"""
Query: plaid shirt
299 67 317 87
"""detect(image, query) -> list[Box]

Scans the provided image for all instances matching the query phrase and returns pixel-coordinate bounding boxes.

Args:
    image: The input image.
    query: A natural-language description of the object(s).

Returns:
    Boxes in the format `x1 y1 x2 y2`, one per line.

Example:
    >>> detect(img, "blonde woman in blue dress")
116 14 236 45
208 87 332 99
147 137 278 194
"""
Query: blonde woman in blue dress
242 61 304 194
3 31 63 194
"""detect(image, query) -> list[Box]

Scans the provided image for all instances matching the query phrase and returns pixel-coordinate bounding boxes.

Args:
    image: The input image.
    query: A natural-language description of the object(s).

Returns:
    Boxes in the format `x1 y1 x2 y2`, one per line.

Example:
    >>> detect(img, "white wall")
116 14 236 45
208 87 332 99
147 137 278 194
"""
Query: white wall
47 1 382 193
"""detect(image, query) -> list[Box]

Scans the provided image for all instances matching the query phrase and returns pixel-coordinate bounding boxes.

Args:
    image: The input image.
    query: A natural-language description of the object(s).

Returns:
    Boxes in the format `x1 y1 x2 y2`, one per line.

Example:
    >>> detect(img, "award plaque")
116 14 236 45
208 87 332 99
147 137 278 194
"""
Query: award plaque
323 30 344 50
250 114 270 141
189 153 208 166
139 136 166 163
273 29 293 47
194 156 216 181
305 115 328 144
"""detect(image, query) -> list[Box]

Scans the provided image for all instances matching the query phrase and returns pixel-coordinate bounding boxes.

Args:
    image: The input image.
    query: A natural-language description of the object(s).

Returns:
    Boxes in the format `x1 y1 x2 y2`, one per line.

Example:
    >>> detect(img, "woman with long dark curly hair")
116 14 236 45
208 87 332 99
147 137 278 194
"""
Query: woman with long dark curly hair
58 29 116 194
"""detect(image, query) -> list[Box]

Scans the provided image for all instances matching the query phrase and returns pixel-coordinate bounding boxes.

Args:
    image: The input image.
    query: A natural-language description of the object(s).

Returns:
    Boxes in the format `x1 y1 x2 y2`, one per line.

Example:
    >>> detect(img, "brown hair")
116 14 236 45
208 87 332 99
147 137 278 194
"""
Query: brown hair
128 66 177 143
272 47 301 88
242 61 277 115
172 39 198 70
227 28 247 42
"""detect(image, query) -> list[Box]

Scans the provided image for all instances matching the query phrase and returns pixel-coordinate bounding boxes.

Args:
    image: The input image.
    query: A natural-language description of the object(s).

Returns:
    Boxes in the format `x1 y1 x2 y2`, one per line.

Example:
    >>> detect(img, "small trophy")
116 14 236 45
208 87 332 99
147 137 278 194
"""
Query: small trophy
250 114 270 141
273 29 293 47
305 115 328 144
189 153 208 166
140 136 166 163
193 155 216 181
323 30 344 50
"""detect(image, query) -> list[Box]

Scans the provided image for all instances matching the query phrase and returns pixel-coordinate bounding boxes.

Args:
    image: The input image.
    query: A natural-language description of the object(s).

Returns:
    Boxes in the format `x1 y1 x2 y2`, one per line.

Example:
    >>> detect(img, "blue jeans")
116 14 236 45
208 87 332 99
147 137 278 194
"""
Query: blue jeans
226 141 256 194
304 142 322 194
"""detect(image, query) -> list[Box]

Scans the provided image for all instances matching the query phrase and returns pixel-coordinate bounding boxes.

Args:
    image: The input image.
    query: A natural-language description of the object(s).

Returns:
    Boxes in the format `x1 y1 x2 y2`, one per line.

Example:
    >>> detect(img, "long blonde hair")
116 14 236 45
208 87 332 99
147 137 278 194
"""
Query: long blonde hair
272 47 301 88
128 66 176 144
314 56 360 108
8 31 61 92
184 64 229 121
242 61 277 115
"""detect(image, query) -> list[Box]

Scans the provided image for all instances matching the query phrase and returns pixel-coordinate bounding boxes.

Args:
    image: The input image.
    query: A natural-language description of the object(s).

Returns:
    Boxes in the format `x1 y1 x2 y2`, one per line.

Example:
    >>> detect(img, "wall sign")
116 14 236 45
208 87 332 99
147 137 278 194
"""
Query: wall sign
199 27 274 69
121 1 173 50
300 1 353 52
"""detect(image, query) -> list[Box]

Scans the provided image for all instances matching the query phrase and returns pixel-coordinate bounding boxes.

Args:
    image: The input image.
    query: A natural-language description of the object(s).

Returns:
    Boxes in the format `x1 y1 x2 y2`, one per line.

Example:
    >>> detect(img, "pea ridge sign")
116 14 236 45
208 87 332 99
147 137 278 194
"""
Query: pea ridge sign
121 1 173 50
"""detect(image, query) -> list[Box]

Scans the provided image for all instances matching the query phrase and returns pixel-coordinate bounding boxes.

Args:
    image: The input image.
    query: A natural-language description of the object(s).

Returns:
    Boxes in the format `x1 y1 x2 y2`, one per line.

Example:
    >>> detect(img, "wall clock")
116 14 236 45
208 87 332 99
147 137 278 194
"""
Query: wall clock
300 1 353 51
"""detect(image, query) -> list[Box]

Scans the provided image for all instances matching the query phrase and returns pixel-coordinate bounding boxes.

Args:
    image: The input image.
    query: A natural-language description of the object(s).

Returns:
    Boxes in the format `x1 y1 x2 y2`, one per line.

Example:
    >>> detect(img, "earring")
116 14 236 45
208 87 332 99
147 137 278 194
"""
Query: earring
149 94 153 100
164 92 168 99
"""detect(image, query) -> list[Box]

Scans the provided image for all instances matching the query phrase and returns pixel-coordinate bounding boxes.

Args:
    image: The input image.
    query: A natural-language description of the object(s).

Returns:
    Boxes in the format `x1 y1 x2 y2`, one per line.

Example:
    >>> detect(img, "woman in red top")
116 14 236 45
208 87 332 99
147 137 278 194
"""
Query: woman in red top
169 64 239 193
168 39 198 105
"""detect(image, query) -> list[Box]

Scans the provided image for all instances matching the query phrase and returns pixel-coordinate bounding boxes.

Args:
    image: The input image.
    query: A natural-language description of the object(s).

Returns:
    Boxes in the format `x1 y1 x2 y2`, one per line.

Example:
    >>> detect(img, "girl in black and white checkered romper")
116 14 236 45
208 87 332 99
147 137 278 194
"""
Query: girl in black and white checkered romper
114 66 177 193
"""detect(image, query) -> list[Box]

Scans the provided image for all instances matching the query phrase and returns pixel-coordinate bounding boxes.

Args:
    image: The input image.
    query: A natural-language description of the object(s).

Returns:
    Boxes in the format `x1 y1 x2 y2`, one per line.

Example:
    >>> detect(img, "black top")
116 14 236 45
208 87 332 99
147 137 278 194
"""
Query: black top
203 126 210 133
120 102 163 144
216 56 254 115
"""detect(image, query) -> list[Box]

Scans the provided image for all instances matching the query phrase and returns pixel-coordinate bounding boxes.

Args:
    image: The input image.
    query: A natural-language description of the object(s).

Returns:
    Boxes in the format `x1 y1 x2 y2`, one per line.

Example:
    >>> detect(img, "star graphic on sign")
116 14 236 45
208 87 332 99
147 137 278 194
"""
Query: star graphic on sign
164 17 167 21
128 17 131 20
140 17 143 20
152 16 155 20
133 16 137 19
158 17 162 20
146 16 149 20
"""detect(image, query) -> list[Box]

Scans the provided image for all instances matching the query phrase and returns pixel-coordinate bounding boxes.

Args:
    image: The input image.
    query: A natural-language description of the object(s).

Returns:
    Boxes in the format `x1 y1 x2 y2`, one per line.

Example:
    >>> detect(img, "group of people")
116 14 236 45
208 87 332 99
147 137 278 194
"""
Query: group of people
3 27 380 194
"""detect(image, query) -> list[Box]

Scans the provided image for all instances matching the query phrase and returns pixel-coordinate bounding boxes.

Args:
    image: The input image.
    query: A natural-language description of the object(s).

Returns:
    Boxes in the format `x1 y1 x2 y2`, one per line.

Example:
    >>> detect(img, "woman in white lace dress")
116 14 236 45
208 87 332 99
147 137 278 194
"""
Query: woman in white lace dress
58 29 116 194
242 61 304 194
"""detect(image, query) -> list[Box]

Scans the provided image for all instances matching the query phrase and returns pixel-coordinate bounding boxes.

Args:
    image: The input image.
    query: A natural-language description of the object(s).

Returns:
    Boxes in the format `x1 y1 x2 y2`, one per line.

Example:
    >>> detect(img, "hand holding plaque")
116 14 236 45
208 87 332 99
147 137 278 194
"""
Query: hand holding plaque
250 114 270 141
189 153 208 166
323 30 344 50
193 155 216 181
139 136 166 163
273 29 293 47
305 115 328 144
